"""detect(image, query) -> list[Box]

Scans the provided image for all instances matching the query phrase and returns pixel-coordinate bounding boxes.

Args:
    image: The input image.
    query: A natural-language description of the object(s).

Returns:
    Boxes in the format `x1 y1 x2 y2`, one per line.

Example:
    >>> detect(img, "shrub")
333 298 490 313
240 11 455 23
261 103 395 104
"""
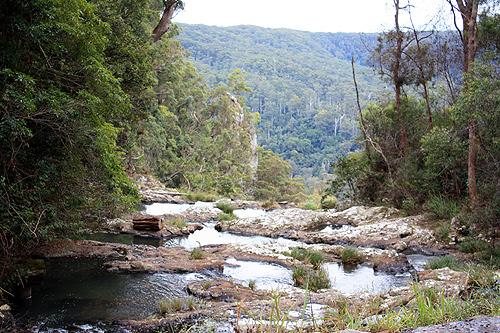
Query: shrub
341 246 363 264
248 279 256 290
321 197 338 210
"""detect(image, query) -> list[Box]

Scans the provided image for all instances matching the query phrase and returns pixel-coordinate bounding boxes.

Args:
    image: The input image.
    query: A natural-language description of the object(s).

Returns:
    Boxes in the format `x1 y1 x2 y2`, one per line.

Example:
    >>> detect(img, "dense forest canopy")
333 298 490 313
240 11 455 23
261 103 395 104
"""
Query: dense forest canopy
175 24 386 190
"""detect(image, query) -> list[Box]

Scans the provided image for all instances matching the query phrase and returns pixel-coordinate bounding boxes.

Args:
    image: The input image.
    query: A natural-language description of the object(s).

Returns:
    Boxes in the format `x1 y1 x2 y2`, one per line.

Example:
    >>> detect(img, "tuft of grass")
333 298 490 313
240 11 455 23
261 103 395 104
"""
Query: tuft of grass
158 296 201 315
425 255 497 288
341 246 363 264
202 279 213 290
215 201 236 214
190 247 205 260
289 247 326 269
427 195 461 220
217 212 237 221
158 297 183 314
424 255 460 270
292 265 330 292
459 239 488 254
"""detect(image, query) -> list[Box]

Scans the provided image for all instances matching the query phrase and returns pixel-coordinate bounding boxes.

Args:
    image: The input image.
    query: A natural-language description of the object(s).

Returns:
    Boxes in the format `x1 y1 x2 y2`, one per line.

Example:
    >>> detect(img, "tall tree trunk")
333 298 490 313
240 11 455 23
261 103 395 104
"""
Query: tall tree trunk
451 0 480 208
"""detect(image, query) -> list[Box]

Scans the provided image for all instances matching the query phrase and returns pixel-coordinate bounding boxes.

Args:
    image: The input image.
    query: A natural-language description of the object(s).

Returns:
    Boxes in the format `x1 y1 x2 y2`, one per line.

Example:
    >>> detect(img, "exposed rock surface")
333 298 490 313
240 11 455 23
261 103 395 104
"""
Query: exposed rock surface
104 246 225 274
402 316 500 332
216 206 438 252
187 278 267 302
34 239 128 258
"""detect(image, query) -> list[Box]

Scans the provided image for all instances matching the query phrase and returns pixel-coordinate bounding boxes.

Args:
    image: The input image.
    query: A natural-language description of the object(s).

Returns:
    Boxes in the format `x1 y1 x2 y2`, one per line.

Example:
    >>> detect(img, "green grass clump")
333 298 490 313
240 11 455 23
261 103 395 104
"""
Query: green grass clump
158 297 183 314
459 239 488 253
341 246 363 264
164 218 187 228
289 247 326 269
189 247 205 260
158 296 201 315
215 201 236 214
217 212 237 221
292 265 330 292
427 195 461 219
424 255 460 270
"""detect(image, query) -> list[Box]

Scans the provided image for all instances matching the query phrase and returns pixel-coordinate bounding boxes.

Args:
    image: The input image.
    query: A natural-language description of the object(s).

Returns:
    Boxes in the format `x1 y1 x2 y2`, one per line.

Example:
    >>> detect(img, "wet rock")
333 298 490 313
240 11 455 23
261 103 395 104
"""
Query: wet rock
402 315 500 332
117 219 204 238
104 246 225 273
187 278 266 302
34 239 129 258
418 267 469 286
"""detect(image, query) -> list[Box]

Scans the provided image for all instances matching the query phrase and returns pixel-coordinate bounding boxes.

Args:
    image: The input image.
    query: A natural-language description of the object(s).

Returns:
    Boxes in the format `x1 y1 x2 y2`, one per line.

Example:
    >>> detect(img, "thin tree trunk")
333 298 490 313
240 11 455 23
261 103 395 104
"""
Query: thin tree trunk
393 0 409 153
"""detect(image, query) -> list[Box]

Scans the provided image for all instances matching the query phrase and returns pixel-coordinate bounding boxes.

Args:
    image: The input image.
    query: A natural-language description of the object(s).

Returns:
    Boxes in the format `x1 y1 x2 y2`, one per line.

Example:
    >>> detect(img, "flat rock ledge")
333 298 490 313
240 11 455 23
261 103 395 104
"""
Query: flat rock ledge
216 206 438 251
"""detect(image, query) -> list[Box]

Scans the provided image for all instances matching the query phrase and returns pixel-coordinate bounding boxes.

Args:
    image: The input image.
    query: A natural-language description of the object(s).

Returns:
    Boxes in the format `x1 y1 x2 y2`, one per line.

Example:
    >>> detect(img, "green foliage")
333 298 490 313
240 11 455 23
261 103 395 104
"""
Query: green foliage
0 0 150 283
158 296 200 315
254 148 305 202
164 218 187 228
248 279 256 290
183 192 218 203
176 24 383 191
425 255 460 270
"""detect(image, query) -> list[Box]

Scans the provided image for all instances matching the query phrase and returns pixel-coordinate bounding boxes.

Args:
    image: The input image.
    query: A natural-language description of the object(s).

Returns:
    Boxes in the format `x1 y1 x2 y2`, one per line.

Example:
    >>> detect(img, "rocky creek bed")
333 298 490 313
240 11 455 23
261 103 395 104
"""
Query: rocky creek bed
5 197 499 333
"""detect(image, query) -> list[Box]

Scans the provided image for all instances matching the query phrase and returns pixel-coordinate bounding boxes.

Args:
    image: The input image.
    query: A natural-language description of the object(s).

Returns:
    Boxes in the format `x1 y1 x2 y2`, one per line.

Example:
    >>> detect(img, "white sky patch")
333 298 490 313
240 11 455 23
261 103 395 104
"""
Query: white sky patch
174 0 458 33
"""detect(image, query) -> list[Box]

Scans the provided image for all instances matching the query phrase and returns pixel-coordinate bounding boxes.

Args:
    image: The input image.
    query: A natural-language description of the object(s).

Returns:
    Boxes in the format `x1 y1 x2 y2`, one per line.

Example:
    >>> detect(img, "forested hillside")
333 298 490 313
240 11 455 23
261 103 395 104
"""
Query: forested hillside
175 24 385 190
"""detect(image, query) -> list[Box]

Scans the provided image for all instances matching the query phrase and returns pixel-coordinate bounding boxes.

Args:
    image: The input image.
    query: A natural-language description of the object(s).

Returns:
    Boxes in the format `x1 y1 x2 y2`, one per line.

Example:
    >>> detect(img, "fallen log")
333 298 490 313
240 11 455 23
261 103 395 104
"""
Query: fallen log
132 216 163 231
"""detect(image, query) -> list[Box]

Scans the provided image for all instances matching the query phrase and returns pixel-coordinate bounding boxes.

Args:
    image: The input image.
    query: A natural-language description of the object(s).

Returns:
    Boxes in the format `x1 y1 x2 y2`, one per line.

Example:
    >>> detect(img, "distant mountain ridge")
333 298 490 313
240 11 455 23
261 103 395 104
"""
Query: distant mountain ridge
175 24 385 190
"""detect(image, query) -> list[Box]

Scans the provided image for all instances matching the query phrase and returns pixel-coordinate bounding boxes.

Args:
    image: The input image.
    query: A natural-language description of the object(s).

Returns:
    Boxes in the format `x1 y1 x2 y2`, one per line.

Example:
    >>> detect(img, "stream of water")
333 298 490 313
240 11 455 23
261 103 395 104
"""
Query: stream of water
13 202 433 332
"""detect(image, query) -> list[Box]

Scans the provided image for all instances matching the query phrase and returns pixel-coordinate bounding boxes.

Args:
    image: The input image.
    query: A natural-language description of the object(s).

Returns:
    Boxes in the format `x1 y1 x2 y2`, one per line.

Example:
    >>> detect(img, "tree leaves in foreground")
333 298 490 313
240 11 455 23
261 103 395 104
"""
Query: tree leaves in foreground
0 0 158 283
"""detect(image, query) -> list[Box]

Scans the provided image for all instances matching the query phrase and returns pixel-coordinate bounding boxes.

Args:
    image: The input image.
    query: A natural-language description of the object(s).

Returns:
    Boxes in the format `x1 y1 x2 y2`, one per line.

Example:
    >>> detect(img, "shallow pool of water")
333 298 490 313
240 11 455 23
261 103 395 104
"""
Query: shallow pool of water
13 258 206 330
325 262 410 294
223 258 293 291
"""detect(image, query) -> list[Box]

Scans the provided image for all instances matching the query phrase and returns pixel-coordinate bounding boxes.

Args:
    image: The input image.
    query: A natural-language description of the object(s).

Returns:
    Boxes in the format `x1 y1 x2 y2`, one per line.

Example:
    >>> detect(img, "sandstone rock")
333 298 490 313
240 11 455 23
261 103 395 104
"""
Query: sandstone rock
187 278 266 302
104 246 225 274
34 239 129 259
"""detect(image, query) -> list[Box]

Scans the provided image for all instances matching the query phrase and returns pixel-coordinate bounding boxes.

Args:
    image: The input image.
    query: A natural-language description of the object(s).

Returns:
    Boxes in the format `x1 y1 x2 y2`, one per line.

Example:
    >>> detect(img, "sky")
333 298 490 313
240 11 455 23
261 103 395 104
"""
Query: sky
173 0 456 34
